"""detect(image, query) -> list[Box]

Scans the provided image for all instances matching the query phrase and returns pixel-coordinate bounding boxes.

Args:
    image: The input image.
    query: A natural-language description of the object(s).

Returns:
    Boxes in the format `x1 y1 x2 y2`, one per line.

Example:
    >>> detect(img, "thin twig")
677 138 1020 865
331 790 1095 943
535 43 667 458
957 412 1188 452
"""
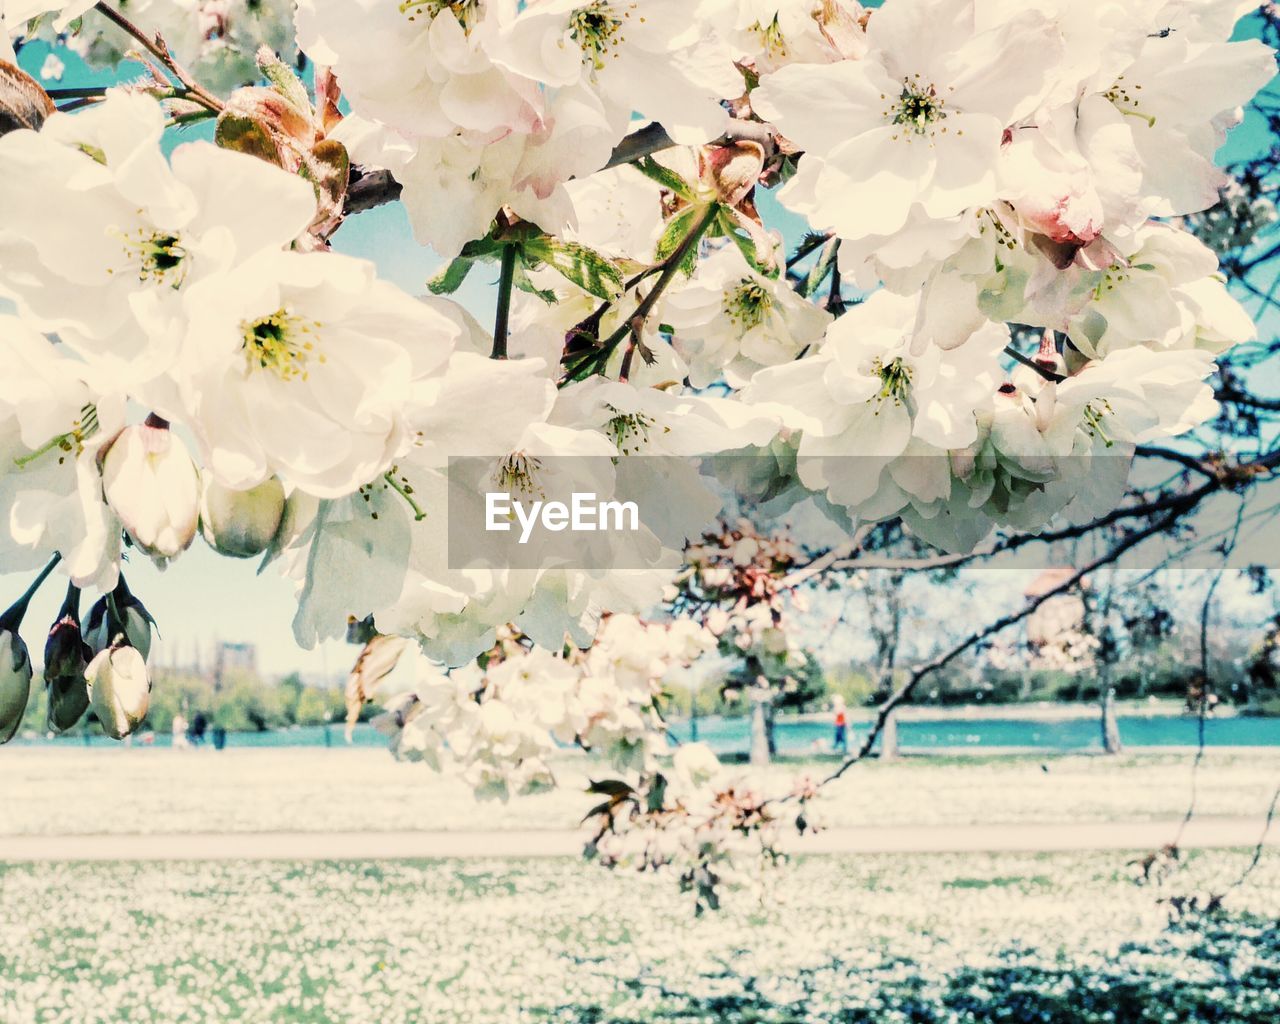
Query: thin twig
797 505 1194 795
1225 782 1280 893
1004 344 1066 382
93 2 223 113
1170 496 1248 850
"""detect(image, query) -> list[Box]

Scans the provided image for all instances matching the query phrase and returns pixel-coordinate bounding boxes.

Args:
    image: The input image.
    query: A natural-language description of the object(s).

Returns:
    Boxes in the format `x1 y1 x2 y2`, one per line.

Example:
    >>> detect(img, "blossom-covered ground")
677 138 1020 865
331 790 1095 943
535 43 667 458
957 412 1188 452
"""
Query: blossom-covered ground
0 746 1276 836
0 850 1275 1023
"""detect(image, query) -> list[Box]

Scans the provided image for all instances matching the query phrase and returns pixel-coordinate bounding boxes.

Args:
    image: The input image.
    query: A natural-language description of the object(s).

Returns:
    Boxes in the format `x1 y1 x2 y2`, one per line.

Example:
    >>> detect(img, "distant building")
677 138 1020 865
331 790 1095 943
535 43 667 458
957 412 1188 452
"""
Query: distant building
213 641 258 688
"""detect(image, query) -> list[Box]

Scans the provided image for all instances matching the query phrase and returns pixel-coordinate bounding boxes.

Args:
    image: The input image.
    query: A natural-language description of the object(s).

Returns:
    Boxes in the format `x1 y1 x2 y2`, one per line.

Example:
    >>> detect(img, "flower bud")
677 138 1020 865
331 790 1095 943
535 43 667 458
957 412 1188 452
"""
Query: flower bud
699 140 766 208
0 555 63 744
44 583 90 733
86 639 150 740
0 629 33 744
200 476 286 558
85 577 155 661
101 420 200 567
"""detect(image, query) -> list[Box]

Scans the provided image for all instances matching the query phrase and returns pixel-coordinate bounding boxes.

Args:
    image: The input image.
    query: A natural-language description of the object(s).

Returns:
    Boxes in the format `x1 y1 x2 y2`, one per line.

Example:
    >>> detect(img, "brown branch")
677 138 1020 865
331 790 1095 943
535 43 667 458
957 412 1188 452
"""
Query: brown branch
780 526 872 589
344 167 401 216
804 496 1217 795
93 2 222 113
1216 382 1280 413
1135 445 1219 477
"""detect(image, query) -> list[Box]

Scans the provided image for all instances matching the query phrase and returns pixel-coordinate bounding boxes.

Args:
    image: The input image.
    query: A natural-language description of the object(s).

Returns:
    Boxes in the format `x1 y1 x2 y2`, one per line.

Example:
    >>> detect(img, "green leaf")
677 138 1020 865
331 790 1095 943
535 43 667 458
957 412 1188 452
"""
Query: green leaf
656 205 700 264
214 113 282 164
717 208 778 279
580 800 615 824
586 779 634 797
299 138 350 225
427 256 476 296
525 237 624 301
512 256 557 304
257 47 311 116
458 235 504 261
645 773 668 813
632 155 695 200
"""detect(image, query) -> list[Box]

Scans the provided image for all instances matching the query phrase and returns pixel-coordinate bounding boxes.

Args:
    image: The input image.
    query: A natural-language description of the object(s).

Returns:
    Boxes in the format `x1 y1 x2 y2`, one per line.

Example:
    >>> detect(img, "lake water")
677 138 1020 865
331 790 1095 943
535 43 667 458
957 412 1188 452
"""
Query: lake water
11 712 1280 752
668 713 1280 754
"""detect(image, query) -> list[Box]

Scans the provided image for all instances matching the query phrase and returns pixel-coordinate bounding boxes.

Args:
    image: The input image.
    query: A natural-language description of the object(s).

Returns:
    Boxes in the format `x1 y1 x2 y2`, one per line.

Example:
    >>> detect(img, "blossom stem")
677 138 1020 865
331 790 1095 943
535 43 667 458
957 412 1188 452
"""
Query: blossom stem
93 2 223 113
44 87 111 99
56 97 106 113
0 553 63 633
786 231 834 269
1004 344 1065 382
491 244 517 360
561 203 719 383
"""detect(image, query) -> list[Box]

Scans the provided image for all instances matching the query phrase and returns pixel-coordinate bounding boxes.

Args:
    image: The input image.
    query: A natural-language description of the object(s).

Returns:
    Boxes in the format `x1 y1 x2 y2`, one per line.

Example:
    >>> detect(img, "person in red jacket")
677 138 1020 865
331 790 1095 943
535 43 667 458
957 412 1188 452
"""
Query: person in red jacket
832 695 848 754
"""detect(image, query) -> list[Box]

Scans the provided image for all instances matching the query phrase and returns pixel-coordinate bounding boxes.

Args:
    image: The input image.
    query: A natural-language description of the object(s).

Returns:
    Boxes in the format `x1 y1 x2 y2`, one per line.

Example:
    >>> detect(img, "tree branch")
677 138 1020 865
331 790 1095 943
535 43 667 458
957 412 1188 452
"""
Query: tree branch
808 500 1204 793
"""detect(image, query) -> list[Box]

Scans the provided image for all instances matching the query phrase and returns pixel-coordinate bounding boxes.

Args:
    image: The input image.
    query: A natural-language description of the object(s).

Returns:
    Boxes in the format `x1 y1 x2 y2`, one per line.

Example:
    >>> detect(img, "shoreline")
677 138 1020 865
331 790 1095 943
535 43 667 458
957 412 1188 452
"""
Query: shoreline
683 700 1250 727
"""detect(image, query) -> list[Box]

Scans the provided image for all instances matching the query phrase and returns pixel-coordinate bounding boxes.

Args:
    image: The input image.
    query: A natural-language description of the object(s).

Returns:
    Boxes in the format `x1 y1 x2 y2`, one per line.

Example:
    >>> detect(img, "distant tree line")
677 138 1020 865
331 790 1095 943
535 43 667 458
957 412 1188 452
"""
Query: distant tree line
17 668 372 738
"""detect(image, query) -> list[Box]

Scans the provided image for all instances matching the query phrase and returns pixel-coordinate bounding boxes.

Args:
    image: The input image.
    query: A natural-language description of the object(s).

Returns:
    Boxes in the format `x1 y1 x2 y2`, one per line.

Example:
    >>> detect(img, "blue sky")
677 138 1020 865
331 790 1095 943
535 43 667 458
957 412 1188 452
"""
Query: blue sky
2 21 1278 677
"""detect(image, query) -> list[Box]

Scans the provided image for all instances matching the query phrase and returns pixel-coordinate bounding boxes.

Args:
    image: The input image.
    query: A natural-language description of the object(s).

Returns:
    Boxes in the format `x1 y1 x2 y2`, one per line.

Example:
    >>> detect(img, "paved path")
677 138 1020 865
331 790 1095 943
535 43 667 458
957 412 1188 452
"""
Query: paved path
0 817 1273 862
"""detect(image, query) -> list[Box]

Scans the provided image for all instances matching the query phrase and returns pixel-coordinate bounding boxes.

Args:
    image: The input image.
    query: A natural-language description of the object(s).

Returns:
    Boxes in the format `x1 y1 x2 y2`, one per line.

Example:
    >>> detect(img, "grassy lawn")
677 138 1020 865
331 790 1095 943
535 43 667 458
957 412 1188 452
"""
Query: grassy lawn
1 747 1278 836
0 850 1276 1022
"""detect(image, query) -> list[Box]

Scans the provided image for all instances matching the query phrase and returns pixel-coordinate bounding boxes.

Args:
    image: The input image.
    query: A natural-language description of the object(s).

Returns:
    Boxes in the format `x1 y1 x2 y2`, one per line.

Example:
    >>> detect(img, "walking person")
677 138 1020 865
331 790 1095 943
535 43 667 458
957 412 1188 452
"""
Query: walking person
832 695 849 755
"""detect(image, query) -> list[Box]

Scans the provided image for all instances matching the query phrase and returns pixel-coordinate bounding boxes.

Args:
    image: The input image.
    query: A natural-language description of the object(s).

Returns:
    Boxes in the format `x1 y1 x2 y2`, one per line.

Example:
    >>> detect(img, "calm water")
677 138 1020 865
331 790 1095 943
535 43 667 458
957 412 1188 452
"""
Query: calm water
11 713 1280 752
666 713 1280 754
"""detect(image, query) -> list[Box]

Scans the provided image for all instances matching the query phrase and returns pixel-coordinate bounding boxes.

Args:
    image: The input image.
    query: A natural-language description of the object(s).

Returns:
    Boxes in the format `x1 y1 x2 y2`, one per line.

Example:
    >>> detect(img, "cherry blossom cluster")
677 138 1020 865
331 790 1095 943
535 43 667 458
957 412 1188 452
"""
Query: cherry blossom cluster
0 1 1272 894
674 520 810 698
585 742 820 915
371 615 716 800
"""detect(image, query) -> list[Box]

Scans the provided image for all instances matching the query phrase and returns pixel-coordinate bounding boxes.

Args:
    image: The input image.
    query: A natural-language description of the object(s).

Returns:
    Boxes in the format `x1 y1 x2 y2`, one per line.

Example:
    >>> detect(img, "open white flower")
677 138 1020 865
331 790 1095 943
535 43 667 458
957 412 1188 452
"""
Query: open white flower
753 0 1060 241
664 246 832 387
0 92 316 389
0 317 125 589
1063 222 1221 358
747 290 1006 513
335 115 574 259
1072 2 1276 220
165 251 465 498
492 0 742 146
715 0 867 72
295 0 540 140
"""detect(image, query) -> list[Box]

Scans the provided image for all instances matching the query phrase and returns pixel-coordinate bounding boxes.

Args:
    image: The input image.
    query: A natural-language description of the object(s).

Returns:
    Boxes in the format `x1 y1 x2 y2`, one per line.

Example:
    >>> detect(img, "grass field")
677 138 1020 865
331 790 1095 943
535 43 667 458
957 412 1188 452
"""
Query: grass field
1 747 1278 836
0 850 1276 1023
